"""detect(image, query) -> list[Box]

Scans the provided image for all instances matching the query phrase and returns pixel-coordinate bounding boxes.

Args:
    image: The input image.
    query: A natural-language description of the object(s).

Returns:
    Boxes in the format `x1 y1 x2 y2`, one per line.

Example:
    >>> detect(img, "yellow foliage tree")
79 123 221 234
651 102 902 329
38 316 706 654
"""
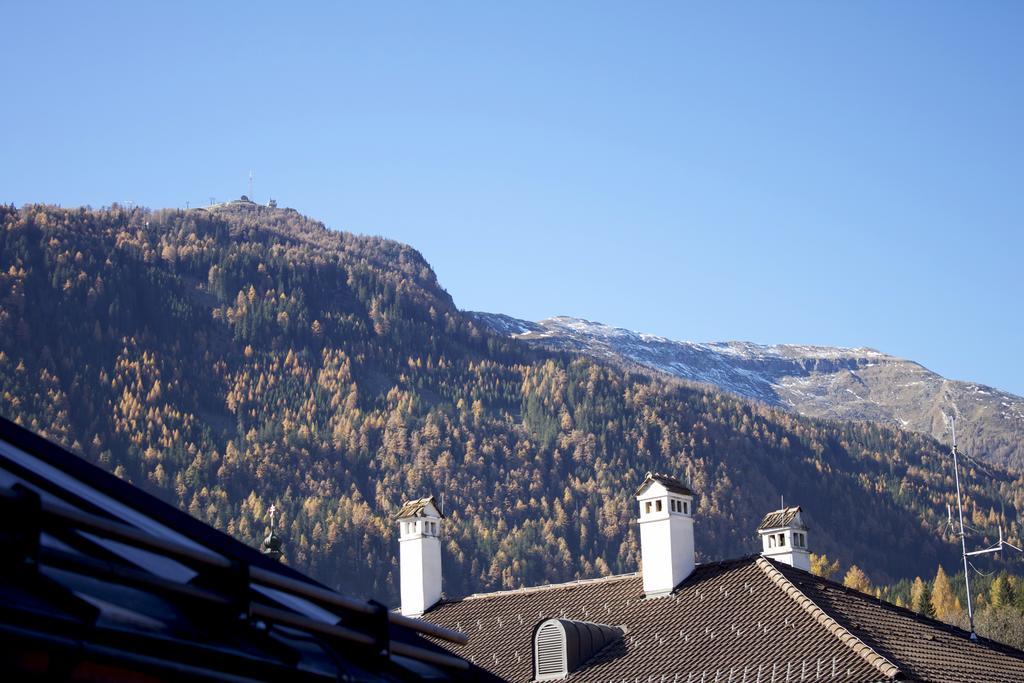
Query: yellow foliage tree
809 553 840 580
930 565 962 624
909 576 927 614
843 565 872 594
991 575 1012 608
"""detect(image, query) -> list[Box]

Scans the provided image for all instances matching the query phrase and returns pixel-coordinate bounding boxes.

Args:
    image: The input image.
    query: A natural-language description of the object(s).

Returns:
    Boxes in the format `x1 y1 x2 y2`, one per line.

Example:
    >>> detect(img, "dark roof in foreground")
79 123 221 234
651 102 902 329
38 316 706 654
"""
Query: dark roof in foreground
758 506 805 531
0 416 475 681
422 556 1024 682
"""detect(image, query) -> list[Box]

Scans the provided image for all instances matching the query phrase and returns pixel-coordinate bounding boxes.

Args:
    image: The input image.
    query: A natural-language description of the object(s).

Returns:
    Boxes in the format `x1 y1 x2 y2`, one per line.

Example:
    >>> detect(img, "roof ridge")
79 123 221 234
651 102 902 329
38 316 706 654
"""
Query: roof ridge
757 507 805 531
755 557 902 680
451 572 642 603
439 556 763 608
394 495 442 520
633 471 694 497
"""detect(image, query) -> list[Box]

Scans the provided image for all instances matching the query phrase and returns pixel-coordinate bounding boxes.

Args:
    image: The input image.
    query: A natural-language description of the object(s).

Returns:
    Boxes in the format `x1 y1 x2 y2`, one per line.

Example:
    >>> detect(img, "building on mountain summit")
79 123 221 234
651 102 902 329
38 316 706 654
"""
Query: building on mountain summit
396 473 1024 682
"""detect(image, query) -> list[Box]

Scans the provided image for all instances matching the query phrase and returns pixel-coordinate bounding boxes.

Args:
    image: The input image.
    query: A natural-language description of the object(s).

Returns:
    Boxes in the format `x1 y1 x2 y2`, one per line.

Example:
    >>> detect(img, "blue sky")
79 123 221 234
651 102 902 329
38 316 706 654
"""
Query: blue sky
2 2 1023 394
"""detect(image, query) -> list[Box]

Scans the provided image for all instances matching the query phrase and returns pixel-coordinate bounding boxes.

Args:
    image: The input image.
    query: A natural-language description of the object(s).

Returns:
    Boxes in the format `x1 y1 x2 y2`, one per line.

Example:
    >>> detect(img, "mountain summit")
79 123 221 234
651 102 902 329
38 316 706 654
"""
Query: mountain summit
473 314 1024 471
2 203 1021 601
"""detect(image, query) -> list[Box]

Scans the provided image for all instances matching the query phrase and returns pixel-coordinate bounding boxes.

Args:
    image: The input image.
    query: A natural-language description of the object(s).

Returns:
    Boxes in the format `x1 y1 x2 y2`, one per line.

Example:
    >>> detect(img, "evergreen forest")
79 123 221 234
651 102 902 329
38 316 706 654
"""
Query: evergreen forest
2 202 1022 611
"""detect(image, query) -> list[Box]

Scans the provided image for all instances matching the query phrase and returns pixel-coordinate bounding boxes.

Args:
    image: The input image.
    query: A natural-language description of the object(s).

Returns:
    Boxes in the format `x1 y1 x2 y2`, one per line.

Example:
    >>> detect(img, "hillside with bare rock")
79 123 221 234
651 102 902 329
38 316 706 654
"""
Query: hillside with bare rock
472 314 1024 471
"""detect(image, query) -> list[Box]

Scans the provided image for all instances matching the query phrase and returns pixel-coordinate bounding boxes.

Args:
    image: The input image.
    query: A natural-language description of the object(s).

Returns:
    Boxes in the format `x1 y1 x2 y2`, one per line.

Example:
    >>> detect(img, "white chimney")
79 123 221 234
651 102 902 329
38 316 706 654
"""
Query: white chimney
396 496 443 617
757 505 810 571
635 472 696 598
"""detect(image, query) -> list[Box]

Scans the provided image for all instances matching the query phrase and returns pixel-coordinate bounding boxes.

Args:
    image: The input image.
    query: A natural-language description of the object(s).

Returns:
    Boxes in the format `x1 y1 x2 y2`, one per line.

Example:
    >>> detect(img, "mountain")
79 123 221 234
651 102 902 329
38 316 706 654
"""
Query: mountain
472 314 1024 472
1 202 1022 605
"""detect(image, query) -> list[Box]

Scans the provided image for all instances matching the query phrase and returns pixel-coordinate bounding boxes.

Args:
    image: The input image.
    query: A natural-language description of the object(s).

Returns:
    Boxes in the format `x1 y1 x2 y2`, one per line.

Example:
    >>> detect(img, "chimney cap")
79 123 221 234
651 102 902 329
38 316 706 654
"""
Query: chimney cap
757 506 805 531
634 472 695 497
394 495 444 520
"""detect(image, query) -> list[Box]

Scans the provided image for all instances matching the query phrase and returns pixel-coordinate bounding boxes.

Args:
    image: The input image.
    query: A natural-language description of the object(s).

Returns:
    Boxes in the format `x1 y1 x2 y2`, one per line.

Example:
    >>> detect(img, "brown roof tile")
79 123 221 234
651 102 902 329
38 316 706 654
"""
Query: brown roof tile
772 561 1024 683
421 556 1024 682
395 496 443 519
756 557 900 679
633 472 695 497
757 506 805 531
423 557 881 682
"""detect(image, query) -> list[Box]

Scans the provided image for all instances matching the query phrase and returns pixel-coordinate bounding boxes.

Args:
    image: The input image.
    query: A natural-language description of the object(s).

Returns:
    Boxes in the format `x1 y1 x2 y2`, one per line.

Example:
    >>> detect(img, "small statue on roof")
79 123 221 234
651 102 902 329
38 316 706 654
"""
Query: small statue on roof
261 503 284 561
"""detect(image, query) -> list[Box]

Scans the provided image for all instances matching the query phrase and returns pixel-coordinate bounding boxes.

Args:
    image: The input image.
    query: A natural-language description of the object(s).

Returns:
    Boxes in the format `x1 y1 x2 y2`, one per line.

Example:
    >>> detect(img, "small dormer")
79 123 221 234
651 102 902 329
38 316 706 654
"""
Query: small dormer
634 472 697 598
533 618 623 681
757 505 810 571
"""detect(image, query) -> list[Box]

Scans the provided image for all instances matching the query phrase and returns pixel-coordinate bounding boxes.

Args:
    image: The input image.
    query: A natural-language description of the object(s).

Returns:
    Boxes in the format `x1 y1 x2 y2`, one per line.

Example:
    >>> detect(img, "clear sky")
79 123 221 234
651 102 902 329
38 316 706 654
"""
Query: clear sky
2 2 1022 394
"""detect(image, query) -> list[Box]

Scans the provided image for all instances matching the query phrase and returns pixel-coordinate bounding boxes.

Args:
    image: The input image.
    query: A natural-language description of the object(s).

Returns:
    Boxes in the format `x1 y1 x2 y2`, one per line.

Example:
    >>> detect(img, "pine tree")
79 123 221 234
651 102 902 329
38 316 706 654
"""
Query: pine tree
910 576 927 614
1012 576 1024 613
920 581 937 619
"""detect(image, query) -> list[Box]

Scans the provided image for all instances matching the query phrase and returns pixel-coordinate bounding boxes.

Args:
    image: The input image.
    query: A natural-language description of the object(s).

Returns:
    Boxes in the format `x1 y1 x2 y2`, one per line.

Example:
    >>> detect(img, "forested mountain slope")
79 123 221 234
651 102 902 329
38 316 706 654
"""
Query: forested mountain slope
1 202 1021 604
473 314 1024 472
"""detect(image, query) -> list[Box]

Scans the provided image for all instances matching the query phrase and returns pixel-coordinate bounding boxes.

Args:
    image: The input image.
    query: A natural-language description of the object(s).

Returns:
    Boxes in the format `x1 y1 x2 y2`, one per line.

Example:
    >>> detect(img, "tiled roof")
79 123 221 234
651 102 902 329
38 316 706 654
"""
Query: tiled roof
758 506 805 531
422 556 1024 682
757 558 899 679
424 557 882 682
395 495 443 519
633 472 695 497
773 561 1024 683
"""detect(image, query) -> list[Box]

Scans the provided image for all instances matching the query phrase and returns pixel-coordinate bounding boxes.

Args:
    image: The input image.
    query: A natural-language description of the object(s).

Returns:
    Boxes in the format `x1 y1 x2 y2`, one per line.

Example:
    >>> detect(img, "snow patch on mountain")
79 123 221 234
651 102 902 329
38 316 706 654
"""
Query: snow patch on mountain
471 313 1024 470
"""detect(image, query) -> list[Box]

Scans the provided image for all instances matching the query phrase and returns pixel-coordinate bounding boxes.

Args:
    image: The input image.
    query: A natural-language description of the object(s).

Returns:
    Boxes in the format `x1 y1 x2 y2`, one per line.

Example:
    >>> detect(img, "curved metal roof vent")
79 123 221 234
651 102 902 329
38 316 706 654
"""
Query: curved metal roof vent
533 618 623 681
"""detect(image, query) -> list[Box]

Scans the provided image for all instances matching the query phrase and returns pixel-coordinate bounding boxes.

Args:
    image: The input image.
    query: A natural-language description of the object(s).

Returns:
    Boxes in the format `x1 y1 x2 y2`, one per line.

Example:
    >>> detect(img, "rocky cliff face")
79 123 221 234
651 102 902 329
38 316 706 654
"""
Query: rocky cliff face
473 314 1024 471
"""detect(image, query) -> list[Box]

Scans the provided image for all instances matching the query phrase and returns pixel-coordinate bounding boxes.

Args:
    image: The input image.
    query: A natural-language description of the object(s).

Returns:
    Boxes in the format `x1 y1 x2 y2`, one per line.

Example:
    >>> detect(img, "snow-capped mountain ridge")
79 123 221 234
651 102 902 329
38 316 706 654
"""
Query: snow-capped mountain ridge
527 315 888 360
472 313 1024 471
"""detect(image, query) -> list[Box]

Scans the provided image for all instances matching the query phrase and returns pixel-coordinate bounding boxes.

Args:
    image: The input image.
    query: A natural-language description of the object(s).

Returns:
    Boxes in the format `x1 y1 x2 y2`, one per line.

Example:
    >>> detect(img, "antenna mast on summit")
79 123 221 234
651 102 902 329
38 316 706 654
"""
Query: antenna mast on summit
248 170 254 199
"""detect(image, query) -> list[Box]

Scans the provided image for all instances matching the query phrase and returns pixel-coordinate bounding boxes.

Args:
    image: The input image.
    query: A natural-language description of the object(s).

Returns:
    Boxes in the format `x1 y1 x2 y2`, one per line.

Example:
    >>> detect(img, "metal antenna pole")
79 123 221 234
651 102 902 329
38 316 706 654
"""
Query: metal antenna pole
951 418 977 640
